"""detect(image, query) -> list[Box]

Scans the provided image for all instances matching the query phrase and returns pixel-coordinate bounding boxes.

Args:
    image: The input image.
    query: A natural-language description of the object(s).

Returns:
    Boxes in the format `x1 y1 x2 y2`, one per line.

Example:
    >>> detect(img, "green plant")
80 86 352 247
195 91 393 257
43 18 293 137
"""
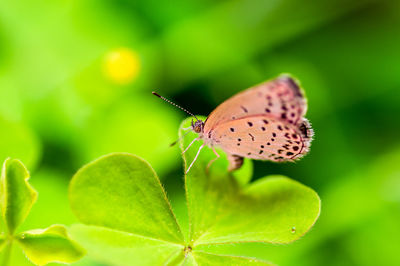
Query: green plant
0 158 85 265
69 117 320 265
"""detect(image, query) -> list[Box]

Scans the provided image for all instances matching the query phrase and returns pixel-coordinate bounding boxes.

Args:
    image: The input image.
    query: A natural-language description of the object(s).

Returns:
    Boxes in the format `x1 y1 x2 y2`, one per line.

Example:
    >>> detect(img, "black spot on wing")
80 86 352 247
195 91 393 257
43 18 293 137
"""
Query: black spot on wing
282 144 290 150
248 133 255 141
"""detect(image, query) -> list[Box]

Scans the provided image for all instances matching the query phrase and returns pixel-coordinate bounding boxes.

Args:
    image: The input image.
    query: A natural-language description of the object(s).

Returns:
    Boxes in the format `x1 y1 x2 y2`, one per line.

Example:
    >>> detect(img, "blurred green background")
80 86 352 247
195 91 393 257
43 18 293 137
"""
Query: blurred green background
1 0 400 265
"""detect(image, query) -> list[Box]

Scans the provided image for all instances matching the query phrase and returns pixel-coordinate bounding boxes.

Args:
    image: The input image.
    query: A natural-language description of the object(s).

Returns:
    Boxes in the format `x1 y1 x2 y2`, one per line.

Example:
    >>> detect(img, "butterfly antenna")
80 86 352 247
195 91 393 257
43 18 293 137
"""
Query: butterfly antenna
152 92 199 121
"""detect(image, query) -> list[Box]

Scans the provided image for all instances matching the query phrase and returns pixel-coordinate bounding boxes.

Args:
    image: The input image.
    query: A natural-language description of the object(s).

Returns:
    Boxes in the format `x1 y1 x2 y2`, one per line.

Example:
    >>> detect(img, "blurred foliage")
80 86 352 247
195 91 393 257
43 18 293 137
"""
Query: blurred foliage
0 116 41 171
0 0 399 265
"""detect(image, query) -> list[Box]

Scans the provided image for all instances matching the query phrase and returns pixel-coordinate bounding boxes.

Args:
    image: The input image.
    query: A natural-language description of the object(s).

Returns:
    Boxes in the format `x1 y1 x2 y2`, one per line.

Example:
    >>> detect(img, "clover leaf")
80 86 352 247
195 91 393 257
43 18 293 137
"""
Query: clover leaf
69 117 320 265
0 158 85 265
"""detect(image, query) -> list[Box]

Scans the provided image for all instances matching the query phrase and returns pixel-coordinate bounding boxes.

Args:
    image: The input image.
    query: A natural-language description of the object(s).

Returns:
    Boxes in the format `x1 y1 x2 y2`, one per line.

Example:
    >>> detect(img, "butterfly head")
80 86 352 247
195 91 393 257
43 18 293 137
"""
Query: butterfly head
192 119 204 133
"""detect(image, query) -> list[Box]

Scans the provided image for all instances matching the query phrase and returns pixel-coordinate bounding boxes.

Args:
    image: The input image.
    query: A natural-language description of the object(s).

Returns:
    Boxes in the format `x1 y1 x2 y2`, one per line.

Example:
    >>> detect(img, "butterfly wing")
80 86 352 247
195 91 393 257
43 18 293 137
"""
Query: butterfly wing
209 115 312 164
203 75 307 134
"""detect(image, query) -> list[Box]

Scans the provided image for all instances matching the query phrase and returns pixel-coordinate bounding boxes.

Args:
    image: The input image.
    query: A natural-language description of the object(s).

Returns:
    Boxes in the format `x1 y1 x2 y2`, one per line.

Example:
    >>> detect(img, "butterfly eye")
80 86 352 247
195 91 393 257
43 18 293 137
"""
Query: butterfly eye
193 120 204 133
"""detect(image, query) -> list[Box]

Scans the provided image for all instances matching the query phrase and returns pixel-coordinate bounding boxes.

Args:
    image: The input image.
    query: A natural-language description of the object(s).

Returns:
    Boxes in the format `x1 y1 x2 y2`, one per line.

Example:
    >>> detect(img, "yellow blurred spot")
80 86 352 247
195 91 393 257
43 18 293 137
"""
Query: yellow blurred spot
103 48 140 84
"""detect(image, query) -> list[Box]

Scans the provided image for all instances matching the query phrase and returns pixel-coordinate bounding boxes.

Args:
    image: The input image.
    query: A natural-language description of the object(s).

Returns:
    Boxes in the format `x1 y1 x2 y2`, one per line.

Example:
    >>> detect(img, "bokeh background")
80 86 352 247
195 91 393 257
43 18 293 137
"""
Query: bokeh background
1 0 400 265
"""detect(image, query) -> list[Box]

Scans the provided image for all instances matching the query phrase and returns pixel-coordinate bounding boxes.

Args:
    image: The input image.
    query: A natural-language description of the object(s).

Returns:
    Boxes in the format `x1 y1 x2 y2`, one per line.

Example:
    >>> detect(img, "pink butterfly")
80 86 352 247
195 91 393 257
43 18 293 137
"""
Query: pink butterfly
153 74 313 173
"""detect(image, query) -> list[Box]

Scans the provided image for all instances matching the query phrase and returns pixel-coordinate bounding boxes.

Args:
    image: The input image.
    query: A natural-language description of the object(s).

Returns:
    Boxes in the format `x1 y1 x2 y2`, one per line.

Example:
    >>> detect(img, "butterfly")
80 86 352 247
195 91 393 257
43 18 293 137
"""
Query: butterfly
153 74 313 173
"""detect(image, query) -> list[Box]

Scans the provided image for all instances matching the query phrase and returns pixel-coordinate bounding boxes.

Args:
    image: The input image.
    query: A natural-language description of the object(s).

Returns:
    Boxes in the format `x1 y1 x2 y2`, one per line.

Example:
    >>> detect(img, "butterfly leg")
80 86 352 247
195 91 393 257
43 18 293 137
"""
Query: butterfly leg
182 137 199 155
170 129 192 147
206 147 220 173
186 144 204 174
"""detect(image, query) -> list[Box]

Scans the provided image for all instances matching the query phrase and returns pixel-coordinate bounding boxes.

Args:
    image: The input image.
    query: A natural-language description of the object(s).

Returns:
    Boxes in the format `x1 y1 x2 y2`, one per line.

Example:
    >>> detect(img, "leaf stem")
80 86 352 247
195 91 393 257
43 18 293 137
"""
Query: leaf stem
2 238 13 266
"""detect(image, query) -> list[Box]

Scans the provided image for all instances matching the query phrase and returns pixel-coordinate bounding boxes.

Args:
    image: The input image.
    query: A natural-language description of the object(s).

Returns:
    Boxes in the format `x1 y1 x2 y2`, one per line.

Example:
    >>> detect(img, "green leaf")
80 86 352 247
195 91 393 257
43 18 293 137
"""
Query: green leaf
192 251 273 265
232 158 253 186
70 224 183 266
69 153 184 244
179 117 320 246
0 158 38 234
181 253 196 265
0 234 6 252
16 224 85 265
